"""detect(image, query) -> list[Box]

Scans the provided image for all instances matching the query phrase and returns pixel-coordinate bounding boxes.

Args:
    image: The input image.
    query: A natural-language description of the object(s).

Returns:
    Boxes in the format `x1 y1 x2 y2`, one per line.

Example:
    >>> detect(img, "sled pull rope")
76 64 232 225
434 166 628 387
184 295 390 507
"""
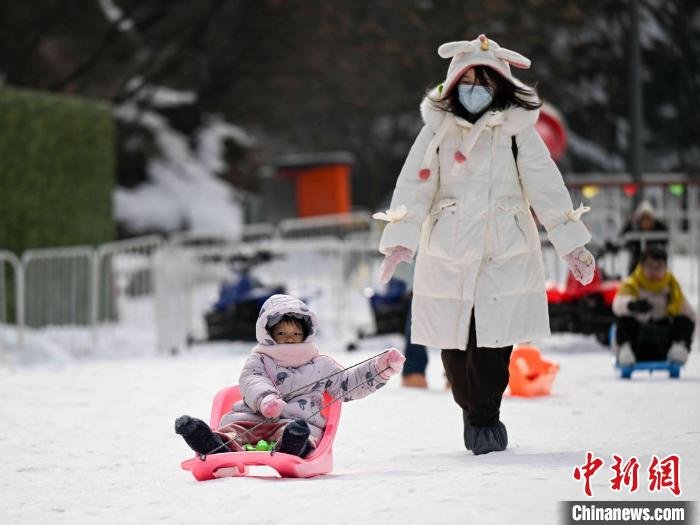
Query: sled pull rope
303 363 391 421
202 351 392 456
281 350 390 401
270 363 392 456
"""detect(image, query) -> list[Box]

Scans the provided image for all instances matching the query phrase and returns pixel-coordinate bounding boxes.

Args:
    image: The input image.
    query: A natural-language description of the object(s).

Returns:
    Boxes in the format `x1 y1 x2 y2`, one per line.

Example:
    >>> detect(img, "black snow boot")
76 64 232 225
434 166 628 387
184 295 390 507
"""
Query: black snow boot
464 421 508 455
275 419 311 457
175 415 229 456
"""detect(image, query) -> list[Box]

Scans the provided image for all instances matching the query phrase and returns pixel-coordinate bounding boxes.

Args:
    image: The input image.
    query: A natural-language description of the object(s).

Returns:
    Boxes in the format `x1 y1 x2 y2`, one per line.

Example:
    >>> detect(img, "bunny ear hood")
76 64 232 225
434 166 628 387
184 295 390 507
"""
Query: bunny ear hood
255 294 319 345
437 34 532 101
420 35 539 135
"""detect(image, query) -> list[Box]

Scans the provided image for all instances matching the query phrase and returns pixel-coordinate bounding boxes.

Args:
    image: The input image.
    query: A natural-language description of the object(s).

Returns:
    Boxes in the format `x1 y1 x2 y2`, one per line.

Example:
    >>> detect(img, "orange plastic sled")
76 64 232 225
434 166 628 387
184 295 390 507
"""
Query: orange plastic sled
508 345 560 397
180 385 341 480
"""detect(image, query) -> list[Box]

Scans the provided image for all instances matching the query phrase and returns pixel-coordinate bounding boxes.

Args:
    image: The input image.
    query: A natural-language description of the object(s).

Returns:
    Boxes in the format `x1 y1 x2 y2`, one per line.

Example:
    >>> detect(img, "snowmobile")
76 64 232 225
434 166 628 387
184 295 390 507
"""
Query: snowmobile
346 277 411 351
366 277 411 336
204 251 285 341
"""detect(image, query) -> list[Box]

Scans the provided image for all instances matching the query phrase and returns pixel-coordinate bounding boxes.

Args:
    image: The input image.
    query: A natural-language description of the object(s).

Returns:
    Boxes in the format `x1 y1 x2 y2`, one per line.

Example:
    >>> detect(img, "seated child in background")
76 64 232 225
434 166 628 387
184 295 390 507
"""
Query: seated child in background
175 294 405 457
612 246 696 365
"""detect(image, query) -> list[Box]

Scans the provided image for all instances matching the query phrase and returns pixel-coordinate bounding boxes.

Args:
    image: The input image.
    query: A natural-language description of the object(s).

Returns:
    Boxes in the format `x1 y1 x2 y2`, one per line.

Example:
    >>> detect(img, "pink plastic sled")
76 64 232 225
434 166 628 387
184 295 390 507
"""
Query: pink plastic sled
180 385 341 480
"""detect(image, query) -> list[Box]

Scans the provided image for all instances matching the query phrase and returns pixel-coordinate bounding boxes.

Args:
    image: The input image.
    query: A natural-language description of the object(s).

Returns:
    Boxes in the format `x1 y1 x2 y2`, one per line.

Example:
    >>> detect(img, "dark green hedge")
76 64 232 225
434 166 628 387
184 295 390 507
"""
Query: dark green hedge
0 87 115 255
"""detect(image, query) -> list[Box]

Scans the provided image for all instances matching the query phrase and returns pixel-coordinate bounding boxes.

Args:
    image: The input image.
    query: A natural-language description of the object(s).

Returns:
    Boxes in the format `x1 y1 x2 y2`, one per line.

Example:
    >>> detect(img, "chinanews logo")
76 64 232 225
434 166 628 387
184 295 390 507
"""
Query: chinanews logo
561 452 693 525
572 451 681 497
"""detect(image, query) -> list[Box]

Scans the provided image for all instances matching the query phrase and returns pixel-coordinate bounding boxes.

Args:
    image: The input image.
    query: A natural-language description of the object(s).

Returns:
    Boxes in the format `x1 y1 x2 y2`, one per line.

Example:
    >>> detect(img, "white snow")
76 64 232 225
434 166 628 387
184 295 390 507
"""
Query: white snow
124 78 197 108
114 104 245 235
97 0 134 32
197 116 257 173
1 330 698 525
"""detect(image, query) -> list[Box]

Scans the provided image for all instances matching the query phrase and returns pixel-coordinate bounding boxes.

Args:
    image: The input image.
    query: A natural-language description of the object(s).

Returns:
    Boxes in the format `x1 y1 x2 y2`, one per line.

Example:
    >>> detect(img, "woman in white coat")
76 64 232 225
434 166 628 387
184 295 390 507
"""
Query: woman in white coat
375 35 596 455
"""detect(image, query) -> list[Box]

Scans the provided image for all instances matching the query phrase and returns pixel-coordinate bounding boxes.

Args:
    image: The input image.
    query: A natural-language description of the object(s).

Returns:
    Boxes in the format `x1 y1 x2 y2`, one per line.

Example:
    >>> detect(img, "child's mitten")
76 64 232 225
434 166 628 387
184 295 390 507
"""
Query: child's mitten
374 348 406 379
259 394 286 418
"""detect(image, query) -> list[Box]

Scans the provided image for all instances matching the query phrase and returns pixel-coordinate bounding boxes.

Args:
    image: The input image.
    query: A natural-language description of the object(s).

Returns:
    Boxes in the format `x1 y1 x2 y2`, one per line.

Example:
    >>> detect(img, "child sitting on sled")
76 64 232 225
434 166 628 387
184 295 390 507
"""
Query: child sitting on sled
175 294 405 458
612 246 696 365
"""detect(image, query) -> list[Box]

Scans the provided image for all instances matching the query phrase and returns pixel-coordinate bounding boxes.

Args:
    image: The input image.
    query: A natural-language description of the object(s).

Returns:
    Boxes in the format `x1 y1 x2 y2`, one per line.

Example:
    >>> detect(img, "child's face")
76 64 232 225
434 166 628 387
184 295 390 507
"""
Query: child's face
271 320 305 344
641 259 667 282
638 214 655 230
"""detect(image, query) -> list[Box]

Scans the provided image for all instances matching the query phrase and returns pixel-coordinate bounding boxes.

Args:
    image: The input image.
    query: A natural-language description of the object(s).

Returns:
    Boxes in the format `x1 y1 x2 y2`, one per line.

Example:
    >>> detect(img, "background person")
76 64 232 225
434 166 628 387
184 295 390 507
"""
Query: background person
612 247 695 365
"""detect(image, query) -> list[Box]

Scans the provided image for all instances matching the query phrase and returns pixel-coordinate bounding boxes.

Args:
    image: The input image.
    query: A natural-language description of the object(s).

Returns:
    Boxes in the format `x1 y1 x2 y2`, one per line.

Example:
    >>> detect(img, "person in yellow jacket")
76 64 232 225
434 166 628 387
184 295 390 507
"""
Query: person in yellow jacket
612 246 696 365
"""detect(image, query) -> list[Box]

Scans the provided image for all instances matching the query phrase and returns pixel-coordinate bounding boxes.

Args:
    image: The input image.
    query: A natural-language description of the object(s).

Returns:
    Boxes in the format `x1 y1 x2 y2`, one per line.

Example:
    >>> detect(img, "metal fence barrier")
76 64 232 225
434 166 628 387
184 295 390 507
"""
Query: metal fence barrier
278 211 376 240
2 199 699 360
0 250 24 354
22 246 94 354
169 223 277 248
241 222 277 242
94 235 163 350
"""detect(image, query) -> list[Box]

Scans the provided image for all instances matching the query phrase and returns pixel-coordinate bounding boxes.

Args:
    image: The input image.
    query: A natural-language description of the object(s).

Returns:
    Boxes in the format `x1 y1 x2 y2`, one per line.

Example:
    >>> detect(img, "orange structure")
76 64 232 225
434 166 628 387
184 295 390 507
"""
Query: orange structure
295 163 351 217
272 152 354 219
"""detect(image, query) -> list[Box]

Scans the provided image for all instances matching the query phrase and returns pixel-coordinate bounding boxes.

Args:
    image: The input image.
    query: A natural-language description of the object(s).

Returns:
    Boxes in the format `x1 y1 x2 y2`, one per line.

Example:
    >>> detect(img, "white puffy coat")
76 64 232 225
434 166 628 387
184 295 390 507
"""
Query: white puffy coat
378 91 591 349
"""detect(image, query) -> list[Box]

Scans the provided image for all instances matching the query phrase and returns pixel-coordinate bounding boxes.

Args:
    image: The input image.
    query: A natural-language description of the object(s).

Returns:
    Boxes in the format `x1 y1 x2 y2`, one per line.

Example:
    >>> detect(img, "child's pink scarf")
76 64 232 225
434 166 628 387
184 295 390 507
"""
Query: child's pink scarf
253 342 319 368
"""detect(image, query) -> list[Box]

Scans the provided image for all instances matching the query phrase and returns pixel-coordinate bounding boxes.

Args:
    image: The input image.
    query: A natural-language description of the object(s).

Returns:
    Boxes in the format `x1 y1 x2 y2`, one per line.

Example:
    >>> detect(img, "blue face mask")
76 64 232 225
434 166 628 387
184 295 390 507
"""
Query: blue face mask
457 84 493 114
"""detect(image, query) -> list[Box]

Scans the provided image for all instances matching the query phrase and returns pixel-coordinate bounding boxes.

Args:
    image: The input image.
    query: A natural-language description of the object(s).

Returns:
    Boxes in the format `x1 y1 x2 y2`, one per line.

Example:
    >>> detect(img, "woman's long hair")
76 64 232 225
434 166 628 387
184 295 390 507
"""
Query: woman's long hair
429 65 542 121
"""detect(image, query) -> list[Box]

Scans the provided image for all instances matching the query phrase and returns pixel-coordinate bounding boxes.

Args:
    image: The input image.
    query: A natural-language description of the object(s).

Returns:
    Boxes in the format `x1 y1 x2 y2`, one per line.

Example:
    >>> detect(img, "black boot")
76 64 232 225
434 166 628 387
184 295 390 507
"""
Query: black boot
175 415 229 456
276 419 311 457
465 421 508 455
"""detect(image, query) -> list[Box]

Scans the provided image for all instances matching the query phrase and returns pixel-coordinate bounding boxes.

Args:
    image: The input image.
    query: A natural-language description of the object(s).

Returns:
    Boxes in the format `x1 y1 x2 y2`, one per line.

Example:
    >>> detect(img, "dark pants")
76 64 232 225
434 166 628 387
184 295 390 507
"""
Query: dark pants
616 315 694 361
402 307 428 376
441 311 513 426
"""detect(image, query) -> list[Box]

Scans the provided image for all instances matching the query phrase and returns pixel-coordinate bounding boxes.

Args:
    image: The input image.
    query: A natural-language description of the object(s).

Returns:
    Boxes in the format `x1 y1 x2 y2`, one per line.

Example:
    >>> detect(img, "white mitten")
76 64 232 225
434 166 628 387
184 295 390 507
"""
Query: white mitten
379 246 413 284
563 246 595 285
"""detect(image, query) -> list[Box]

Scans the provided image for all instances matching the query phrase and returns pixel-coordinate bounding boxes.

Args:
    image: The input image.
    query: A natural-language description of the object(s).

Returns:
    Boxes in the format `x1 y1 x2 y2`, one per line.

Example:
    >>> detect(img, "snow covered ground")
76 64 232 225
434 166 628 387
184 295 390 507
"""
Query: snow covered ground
1 332 698 525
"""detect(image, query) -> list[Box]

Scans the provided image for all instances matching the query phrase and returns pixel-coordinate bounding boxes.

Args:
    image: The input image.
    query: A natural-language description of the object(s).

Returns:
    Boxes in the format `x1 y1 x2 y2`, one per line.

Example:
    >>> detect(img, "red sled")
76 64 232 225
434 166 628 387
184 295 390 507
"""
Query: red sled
180 385 341 480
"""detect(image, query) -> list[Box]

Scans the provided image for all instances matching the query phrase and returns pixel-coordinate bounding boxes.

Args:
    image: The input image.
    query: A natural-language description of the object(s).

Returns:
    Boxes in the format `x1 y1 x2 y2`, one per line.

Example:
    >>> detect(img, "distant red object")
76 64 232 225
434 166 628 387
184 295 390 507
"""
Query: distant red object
546 267 621 344
623 183 639 197
547 267 619 306
535 103 567 162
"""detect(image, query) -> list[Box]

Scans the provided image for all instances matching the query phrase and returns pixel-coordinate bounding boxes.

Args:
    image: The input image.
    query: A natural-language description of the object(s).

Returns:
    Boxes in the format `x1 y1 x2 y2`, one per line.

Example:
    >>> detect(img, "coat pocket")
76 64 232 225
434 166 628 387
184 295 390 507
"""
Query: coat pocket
426 198 458 259
496 197 531 258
